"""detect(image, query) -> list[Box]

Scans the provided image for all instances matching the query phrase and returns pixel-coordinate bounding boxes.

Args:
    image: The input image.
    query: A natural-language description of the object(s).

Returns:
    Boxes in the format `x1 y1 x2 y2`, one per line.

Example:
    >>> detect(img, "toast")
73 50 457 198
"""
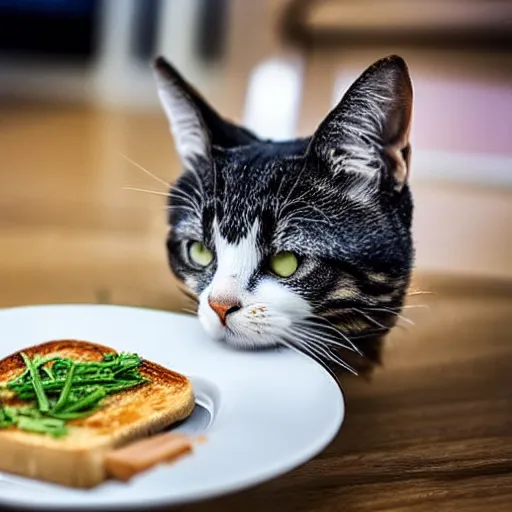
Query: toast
0 340 195 488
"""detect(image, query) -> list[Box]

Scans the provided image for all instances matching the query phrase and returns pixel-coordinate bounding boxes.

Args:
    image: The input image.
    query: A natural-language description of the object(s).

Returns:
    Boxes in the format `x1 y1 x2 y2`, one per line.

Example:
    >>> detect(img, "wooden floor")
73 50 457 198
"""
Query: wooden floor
1 104 511 511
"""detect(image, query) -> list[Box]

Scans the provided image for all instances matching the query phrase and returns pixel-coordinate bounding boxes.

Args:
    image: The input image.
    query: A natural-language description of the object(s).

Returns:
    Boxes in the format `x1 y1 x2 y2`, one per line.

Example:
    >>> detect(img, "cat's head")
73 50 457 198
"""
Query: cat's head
153 55 414 370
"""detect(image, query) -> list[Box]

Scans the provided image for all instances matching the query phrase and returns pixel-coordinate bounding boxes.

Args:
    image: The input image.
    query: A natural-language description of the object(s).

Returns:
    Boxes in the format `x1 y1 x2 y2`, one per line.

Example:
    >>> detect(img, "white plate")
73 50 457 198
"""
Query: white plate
0 304 344 510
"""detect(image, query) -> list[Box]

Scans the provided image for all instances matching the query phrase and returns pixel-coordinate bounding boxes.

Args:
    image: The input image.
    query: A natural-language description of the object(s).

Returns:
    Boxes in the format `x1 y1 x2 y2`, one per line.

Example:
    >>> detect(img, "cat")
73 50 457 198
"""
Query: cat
152 55 414 375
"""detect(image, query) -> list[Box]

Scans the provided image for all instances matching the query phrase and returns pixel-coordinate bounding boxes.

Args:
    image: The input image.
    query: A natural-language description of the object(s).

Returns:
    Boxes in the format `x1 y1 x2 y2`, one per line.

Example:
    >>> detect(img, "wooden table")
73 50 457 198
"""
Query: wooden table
172 276 512 512
1 105 511 511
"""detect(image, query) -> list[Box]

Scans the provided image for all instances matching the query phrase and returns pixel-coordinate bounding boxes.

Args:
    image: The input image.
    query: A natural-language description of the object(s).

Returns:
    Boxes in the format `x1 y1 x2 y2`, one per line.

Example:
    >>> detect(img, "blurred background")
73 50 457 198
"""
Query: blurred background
0 0 511 313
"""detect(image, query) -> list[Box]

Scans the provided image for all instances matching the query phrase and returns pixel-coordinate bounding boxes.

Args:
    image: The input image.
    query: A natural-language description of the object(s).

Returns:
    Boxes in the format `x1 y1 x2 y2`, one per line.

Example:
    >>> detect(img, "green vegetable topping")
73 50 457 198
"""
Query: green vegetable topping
0 351 149 438
53 362 75 413
21 352 50 413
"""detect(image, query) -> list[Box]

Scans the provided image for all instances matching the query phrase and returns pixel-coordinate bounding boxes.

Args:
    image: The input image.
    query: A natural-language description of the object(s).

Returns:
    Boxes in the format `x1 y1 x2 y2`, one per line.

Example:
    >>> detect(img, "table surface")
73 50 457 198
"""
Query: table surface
1 106 511 511
170 276 512 512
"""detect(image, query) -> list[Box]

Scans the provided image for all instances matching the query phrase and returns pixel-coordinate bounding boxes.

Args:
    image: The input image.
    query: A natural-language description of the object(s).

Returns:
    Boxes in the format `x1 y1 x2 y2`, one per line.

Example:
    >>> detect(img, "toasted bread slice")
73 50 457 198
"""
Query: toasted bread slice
0 340 195 488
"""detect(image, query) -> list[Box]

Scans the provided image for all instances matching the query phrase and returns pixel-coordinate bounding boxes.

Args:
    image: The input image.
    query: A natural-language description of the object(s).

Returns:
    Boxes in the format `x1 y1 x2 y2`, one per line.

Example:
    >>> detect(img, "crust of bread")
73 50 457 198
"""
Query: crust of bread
0 340 195 488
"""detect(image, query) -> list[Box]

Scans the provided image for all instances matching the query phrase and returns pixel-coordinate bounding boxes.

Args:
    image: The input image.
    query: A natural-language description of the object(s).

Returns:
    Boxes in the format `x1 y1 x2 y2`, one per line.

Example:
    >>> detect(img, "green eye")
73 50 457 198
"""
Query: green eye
270 252 299 278
188 241 213 267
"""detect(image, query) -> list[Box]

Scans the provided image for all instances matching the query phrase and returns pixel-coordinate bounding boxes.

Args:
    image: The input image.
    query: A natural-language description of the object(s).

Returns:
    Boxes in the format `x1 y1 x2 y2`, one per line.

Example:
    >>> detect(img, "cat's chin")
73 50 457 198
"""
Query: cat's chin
197 312 224 342
220 336 281 352
197 311 282 351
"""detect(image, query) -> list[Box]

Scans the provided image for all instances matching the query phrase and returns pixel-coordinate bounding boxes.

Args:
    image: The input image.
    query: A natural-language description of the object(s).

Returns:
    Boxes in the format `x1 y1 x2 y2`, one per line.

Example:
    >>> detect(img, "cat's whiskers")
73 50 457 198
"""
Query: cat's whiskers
231 309 342 367
277 335 330 371
170 193 202 217
292 324 356 353
174 181 203 199
407 290 435 297
181 296 199 307
119 161 203 216
165 203 197 213
290 338 338 369
402 304 430 310
378 304 430 311
123 186 169 197
123 186 170 197
269 323 342 371
296 317 362 355
306 341 356 374
362 306 415 326
351 308 389 330
168 190 202 216
169 185 201 206
252 313 356 373
284 330 356 374
123 185 199 216
350 327 389 339
245 303 365 359
164 205 198 217
119 153 170 189
176 284 199 305
181 153 206 198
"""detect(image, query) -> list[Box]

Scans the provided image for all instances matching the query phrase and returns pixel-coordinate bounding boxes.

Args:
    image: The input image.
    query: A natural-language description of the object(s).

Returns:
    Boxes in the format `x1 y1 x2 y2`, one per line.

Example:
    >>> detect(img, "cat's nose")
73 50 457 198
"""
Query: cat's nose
208 296 242 326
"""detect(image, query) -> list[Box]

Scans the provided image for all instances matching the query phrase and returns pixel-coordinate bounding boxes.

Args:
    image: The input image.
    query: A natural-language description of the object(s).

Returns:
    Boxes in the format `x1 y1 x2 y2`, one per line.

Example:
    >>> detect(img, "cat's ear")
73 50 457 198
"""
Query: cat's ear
309 55 413 192
153 57 259 169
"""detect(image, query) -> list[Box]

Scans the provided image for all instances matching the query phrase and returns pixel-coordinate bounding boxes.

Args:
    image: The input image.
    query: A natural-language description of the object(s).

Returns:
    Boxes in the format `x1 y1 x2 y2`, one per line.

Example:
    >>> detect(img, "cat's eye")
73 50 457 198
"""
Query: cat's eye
269 252 299 278
188 241 213 267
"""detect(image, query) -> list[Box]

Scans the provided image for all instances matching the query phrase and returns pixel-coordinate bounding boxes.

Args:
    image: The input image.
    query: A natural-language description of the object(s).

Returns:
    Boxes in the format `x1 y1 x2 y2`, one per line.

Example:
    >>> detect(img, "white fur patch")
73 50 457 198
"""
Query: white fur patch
155 77 208 168
209 218 261 299
197 218 313 349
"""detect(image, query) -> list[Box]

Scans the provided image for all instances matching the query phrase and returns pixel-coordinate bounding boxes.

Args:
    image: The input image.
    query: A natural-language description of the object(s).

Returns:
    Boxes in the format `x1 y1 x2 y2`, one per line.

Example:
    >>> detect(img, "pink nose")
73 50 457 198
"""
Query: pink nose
208 297 242 325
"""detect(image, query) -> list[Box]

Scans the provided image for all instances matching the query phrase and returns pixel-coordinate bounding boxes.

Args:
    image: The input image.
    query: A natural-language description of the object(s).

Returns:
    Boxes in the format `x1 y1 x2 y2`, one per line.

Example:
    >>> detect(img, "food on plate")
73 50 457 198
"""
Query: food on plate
0 340 195 488
105 431 193 481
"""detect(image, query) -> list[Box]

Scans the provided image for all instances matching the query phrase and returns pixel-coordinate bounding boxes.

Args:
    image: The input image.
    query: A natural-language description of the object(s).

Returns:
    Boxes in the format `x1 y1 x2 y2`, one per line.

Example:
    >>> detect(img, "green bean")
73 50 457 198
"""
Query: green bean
53 362 76 412
21 353 50 413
